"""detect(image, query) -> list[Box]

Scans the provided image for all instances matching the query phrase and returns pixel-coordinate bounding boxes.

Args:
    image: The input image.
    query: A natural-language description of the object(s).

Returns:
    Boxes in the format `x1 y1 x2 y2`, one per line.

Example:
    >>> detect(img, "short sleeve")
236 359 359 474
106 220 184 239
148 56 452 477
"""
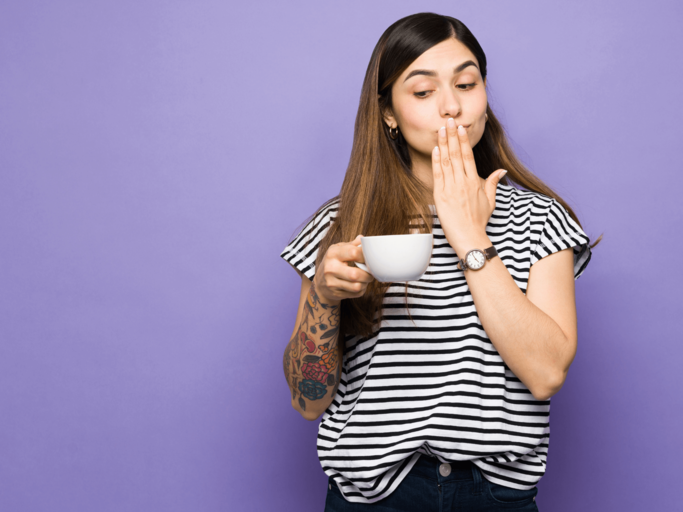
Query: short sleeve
279 199 340 280
530 199 592 280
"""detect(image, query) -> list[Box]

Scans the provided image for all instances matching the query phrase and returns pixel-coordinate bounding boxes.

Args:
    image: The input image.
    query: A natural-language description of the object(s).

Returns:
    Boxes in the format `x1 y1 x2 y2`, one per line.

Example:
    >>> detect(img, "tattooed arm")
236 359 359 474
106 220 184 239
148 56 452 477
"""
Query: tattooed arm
283 277 343 420
283 235 374 421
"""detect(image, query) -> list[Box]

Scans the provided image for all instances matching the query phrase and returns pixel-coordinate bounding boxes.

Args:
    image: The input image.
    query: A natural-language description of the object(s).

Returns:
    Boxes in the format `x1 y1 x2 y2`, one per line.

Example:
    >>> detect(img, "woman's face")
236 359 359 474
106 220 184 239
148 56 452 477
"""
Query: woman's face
384 37 488 161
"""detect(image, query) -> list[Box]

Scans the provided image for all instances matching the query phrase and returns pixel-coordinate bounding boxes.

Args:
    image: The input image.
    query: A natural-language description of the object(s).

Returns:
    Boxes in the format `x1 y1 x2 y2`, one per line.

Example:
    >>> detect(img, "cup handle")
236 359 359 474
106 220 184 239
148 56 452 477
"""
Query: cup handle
355 262 369 273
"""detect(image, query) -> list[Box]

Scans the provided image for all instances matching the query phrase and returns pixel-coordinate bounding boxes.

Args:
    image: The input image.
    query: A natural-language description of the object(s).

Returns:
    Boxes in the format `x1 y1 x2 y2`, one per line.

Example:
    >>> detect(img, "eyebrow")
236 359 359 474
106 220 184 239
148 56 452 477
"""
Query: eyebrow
403 60 478 83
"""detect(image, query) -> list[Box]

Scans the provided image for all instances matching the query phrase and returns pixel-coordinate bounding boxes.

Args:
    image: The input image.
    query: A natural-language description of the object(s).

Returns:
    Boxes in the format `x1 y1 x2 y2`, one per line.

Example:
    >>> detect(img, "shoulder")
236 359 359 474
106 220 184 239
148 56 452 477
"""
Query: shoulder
495 183 555 212
314 196 341 221
296 197 340 241
279 197 340 279
491 184 560 233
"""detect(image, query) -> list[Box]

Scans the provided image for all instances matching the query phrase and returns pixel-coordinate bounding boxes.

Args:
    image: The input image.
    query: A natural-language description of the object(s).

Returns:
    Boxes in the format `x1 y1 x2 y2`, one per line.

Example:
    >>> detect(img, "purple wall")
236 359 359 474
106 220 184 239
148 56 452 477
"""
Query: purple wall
1 1 681 510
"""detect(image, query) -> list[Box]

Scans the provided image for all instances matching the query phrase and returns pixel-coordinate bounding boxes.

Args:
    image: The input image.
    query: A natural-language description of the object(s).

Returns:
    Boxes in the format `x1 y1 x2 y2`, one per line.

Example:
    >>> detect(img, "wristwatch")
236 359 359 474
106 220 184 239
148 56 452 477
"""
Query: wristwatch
456 246 499 271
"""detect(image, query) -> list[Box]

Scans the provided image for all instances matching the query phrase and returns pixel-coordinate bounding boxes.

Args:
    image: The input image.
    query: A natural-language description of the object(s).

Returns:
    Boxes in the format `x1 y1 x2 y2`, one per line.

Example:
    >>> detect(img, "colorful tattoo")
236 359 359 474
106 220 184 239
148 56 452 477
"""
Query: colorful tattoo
283 281 342 413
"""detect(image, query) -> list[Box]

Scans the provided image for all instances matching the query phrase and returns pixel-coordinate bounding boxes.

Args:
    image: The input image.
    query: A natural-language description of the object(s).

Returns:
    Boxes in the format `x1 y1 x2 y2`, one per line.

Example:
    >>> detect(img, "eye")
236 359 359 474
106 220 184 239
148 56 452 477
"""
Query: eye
413 83 477 99
457 83 476 91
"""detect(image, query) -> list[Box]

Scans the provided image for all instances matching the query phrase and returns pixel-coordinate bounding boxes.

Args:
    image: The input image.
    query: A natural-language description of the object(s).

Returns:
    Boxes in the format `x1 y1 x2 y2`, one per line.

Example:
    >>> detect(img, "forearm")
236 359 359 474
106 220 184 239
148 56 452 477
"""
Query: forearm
283 280 342 420
460 235 573 400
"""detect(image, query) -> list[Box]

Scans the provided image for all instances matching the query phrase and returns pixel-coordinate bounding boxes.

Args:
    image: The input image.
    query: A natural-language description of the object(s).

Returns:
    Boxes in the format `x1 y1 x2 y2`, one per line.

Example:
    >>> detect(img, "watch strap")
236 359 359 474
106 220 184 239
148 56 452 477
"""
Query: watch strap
457 245 498 271
484 246 498 260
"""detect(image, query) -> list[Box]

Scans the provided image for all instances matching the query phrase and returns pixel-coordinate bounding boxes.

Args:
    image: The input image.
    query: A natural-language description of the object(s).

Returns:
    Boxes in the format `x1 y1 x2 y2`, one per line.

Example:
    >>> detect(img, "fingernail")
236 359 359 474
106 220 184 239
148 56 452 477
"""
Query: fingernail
457 125 466 135
447 118 455 129
499 170 508 178
434 146 440 155
439 127 446 138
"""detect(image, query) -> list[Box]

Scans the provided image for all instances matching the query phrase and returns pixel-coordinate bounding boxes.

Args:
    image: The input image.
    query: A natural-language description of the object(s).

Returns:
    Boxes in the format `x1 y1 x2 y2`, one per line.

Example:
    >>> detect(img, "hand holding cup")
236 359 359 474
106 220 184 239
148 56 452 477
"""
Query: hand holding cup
314 235 375 304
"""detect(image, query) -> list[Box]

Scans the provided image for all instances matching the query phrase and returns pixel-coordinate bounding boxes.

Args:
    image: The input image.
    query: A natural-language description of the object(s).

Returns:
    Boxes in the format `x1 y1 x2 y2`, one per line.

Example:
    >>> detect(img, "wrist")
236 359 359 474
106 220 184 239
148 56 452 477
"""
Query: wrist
453 235 499 272
452 233 492 260
311 278 341 306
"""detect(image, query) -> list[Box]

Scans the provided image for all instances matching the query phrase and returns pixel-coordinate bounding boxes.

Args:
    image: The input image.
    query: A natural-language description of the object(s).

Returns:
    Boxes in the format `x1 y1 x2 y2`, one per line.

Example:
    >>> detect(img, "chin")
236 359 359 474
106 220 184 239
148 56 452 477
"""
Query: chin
469 129 484 148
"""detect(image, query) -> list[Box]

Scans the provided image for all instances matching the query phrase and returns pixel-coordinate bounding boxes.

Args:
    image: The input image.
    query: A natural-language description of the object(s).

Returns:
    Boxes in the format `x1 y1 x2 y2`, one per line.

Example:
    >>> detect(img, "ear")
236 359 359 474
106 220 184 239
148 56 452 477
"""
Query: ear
382 110 396 129
378 94 397 129
384 114 398 128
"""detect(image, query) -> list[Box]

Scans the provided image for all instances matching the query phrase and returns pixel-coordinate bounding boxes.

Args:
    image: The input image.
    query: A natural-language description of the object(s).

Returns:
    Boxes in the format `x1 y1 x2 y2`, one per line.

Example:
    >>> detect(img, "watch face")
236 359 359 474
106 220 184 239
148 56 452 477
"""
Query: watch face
466 250 486 270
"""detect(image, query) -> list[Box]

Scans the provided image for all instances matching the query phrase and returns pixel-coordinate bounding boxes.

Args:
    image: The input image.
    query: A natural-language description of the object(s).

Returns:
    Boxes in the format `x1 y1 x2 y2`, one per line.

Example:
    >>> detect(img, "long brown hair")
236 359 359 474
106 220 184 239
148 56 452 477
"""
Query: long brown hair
311 12 602 340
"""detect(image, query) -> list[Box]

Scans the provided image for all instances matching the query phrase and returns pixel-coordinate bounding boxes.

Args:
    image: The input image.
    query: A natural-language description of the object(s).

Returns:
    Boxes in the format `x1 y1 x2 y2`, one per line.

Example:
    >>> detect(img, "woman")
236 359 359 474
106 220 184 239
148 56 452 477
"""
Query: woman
280 12 600 511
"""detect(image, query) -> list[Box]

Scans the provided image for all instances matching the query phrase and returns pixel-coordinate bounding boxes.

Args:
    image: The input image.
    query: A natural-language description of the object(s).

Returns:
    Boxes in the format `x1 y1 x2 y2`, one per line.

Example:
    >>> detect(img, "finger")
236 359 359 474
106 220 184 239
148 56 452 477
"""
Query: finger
328 244 373 282
350 266 374 283
322 259 371 293
350 236 366 264
456 123 477 184
485 169 507 206
331 241 364 263
437 126 454 183
336 261 374 283
327 274 370 296
432 146 444 191
333 252 372 279
446 118 466 182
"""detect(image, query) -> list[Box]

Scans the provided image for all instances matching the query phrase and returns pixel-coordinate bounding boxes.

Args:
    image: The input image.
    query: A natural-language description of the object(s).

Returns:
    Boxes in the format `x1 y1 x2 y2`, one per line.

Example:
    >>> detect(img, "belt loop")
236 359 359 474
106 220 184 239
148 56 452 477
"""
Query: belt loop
470 461 483 495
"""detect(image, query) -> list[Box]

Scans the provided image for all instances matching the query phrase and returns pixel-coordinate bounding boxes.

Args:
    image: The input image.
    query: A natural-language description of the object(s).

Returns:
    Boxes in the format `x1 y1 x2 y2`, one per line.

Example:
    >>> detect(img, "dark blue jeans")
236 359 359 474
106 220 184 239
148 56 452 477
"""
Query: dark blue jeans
324 455 539 511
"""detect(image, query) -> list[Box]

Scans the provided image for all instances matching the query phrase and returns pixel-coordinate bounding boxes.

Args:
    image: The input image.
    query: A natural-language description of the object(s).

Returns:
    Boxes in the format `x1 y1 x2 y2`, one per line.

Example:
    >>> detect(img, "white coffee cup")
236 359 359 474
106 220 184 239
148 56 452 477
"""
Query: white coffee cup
354 233 433 282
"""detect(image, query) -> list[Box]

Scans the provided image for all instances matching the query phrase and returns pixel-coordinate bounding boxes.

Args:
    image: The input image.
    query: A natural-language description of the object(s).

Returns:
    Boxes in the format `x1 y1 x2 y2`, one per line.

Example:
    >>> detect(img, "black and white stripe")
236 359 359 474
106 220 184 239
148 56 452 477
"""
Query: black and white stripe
280 184 592 504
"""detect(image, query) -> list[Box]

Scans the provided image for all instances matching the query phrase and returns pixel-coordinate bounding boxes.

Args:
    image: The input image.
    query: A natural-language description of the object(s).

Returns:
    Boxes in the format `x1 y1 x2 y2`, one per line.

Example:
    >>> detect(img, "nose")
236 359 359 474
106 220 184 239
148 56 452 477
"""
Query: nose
439 85 462 120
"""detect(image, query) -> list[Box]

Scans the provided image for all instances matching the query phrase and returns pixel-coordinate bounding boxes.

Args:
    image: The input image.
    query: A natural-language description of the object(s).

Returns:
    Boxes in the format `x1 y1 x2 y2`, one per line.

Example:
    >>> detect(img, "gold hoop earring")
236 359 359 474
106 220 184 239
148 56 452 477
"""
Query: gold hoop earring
389 127 399 140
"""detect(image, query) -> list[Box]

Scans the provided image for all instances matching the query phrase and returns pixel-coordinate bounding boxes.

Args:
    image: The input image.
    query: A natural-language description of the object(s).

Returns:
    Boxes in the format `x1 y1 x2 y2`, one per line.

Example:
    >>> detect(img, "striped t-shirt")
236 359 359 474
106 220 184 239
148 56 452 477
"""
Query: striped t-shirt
280 183 592 504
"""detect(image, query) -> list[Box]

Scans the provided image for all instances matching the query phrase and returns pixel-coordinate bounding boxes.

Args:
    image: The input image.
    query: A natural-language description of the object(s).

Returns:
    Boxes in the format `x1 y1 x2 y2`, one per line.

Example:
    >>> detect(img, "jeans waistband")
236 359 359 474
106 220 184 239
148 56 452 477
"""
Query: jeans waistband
418 454 472 471
411 454 484 495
